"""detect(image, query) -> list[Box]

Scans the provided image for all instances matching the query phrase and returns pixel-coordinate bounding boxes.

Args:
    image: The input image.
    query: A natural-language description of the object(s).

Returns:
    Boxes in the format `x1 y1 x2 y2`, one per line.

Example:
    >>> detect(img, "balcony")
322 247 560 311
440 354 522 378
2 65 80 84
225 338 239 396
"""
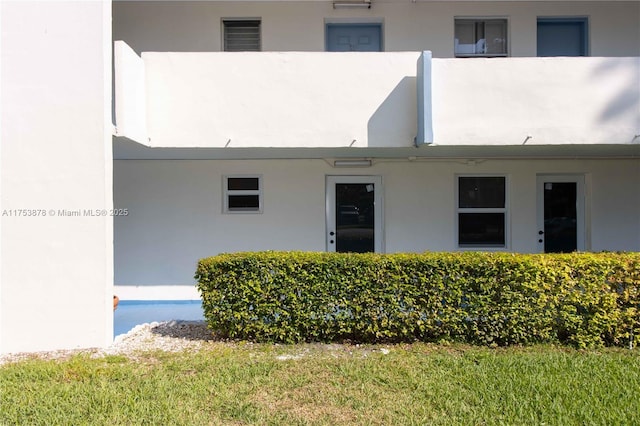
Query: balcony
114 41 639 156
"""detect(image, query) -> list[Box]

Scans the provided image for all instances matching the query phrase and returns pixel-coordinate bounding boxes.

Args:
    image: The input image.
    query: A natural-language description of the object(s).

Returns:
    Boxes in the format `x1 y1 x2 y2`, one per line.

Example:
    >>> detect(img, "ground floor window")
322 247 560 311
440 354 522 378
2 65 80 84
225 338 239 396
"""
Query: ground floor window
224 175 262 213
457 175 507 247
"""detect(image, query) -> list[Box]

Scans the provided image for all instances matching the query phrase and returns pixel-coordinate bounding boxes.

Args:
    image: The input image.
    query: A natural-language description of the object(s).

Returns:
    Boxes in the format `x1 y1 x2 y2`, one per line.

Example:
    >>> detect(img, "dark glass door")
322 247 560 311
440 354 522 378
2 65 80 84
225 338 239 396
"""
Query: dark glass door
326 176 382 253
335 183 375 253
542 181 578 253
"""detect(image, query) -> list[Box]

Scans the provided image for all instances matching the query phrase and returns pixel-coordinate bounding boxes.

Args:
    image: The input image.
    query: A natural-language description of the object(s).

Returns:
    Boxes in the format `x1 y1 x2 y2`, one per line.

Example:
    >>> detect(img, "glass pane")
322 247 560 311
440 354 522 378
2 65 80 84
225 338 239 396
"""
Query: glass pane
335 183 375 253
228 177 259 191
455 19 507 55
228 195 259 210
459 213 505 246
455 21 477 51
543 182 577 253
459 177 505 208
485 20 507 54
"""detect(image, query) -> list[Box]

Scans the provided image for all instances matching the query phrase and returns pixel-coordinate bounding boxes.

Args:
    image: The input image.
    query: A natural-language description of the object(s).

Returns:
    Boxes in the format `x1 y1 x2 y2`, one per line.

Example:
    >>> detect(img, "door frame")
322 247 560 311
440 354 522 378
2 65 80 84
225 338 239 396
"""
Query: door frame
325 175 384 253
536 174 586 253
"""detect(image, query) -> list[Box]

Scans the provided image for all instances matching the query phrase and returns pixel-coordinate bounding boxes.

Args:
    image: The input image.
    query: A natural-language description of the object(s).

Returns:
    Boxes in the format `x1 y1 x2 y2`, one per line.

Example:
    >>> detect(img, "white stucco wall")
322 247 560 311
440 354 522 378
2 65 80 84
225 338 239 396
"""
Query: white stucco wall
113 157 640 299
143 51 419 148
113 1 640 57
114 41 148 144
118 51 638 148
110 0 640 302
432 57 640 145
1 1 113 353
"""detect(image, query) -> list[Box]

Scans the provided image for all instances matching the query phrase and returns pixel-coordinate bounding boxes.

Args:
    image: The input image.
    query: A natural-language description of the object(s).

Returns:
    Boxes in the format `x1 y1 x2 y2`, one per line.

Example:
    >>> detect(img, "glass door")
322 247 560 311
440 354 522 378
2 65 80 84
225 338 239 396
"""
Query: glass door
537 175 585 253
326 176 383 253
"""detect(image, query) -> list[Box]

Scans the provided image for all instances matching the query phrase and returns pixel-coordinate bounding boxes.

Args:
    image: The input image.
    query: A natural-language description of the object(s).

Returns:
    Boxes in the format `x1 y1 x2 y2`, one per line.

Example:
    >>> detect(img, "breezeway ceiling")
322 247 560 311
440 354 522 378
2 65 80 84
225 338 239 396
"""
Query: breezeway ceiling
114 137 640 161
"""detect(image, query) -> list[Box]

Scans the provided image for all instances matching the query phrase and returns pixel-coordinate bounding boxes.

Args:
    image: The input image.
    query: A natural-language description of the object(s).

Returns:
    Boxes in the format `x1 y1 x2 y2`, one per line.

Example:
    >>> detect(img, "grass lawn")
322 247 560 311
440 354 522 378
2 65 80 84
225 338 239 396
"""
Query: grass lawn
1 343 638 425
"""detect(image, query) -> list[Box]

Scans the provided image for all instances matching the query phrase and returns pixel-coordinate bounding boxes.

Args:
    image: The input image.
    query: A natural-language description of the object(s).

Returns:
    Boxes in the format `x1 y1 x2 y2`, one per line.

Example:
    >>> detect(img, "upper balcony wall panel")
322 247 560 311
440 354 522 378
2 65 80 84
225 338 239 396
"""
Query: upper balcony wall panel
128 51 640 149
144 52 420 148
432 57 640 145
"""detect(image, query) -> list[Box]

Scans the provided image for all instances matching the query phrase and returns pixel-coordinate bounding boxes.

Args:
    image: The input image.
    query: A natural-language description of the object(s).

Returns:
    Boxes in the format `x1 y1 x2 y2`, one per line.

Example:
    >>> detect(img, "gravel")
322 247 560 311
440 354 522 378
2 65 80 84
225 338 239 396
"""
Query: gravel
0 321 392 366
0 320 216 365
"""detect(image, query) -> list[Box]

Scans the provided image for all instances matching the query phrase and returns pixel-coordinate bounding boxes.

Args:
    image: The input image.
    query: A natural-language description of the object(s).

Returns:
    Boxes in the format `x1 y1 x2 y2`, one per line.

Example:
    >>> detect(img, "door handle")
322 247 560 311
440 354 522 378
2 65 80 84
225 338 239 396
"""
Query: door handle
538 230 544 235
330 231 335 236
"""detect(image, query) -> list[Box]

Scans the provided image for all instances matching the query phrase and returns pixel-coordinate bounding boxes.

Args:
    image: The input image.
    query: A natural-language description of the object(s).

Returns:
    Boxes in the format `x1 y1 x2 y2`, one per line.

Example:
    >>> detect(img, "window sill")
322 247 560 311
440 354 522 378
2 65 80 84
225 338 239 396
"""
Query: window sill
458 245 508 251
454 54 509 58
224 209 263 214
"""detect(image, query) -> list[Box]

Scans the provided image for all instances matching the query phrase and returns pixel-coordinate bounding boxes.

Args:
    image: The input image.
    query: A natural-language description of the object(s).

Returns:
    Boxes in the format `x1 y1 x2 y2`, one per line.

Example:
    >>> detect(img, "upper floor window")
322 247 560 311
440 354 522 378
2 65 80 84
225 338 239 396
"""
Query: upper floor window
224 175 263 213
457 176 507 248
455 18 508 57
223 19 261 52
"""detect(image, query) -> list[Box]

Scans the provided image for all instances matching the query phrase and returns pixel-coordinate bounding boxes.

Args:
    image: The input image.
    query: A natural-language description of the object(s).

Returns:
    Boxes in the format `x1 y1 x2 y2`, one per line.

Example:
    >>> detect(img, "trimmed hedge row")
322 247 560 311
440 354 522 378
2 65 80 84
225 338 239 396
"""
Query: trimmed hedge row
195 251 640 347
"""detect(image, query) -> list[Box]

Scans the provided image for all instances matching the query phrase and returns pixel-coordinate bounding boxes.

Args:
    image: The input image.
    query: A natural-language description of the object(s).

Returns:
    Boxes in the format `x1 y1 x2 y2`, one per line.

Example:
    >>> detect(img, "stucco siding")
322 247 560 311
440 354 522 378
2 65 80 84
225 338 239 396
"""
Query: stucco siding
1 1 113 353
114 157 640 298
114 50 639 149
113 1 640 57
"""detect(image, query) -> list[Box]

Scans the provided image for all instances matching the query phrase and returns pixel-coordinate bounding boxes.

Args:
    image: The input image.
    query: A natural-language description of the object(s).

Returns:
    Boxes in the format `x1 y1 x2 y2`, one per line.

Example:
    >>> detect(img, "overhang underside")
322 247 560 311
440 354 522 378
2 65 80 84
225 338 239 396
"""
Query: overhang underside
114 137 640 161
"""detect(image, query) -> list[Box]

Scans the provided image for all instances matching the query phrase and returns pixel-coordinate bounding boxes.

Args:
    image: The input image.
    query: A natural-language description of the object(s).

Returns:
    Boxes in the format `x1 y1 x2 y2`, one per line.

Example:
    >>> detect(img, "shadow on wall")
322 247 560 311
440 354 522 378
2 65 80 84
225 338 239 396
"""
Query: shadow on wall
367 76 417 148
592 58 640 139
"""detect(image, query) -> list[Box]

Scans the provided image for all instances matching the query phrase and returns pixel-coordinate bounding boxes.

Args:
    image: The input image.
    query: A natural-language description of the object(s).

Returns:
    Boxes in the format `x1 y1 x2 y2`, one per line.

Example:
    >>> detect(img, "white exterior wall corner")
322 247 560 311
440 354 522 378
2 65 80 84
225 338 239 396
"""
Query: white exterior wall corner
1 1 113 353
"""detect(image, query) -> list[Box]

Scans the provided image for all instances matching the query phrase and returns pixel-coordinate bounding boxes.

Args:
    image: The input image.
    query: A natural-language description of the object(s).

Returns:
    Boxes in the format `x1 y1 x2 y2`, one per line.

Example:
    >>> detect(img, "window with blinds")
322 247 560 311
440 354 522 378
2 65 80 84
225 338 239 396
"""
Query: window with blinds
223 20 261 52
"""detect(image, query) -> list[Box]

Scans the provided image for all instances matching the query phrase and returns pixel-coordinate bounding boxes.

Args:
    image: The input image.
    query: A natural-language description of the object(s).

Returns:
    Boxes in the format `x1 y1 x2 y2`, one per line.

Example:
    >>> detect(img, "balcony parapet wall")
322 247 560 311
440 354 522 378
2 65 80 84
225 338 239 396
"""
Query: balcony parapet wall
142 50 420 148
432 57 640 146
114 41 639 149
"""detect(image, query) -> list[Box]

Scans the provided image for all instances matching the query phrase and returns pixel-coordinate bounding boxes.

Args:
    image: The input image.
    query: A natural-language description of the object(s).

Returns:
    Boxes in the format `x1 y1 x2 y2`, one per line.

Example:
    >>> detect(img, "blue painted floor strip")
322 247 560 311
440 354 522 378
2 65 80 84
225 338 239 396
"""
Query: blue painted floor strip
114 300 204 337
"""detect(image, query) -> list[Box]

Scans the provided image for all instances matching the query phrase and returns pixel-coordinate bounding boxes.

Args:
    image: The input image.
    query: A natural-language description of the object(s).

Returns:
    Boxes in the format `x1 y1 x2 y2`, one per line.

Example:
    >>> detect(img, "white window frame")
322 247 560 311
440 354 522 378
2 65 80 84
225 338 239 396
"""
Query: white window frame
454 17 509 58
456 174 509 249
223 175 263 214
222 18 262 52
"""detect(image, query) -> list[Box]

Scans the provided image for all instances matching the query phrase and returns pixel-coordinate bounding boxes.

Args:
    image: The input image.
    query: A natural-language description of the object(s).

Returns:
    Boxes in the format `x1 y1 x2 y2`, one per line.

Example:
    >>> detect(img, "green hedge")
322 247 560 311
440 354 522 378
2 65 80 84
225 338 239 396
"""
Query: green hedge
195 251 640 348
